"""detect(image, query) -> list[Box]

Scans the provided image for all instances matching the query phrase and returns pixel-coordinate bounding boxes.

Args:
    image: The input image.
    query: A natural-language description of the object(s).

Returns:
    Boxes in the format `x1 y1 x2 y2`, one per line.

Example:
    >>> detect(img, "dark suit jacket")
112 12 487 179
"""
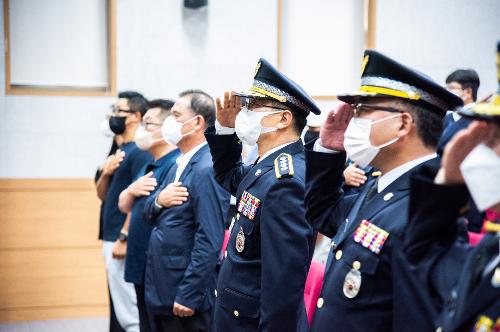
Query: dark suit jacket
437 113 472 156
205 128 313 332
142 144 230 315
305 146 439 332
394 170 500 332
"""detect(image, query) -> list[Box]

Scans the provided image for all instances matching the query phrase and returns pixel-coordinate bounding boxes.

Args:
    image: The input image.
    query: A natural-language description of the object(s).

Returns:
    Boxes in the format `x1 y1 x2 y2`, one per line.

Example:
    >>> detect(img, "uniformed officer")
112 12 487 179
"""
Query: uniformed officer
395 42 500 332
205 58 321 331
305 50 463 331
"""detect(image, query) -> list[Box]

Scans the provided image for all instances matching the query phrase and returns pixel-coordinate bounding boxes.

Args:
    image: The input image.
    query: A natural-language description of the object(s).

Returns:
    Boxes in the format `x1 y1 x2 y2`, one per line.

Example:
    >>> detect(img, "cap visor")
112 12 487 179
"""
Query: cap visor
234 90 269 99
337 91 387 104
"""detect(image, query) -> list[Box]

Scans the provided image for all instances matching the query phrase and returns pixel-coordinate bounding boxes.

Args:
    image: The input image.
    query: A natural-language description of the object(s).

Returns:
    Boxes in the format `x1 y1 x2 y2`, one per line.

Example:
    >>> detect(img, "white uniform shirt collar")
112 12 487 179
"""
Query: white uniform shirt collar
174 142 207 181
257 141 295 164
377 153 437 193
452 102 475 122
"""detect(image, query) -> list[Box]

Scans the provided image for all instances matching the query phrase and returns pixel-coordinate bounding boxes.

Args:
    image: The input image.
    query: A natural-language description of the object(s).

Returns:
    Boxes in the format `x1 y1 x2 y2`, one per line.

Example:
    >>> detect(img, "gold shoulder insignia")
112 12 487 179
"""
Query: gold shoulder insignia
274 153 294 179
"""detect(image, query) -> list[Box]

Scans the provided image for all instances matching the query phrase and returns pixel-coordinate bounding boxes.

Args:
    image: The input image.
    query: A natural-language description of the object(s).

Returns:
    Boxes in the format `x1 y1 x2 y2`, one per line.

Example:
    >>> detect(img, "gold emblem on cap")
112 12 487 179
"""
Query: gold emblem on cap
361 55 369 76
254 61 262 78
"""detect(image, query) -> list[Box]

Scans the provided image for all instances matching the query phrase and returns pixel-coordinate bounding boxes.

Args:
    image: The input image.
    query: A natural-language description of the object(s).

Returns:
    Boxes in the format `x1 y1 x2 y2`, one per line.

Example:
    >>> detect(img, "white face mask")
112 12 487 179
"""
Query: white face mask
161 115 199 146
100 119 114 138
343 114 401 168
460 143 500 211
235 107 281 146
134 125 162 150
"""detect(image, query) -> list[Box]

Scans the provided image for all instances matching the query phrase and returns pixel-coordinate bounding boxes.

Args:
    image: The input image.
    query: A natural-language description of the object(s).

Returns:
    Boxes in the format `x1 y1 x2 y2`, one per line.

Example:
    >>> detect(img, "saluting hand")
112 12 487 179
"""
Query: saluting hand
173 302 195 317
344 163 367 187
319 102 354 151
156 182 189 208
128 171 157 197
436 121 489 184
215 91 242 128
102 149 125 176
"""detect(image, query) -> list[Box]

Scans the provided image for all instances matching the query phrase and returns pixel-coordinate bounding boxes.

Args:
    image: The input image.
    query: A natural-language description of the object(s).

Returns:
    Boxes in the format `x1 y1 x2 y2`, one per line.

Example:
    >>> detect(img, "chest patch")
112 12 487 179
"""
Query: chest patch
237 191 261 221
353 220 389 255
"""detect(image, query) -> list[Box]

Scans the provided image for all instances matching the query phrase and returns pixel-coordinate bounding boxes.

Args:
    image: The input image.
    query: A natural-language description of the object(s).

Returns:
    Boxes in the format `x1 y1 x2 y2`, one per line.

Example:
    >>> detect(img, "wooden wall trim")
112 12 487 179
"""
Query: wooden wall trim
0 178 96 191
3 0 117 97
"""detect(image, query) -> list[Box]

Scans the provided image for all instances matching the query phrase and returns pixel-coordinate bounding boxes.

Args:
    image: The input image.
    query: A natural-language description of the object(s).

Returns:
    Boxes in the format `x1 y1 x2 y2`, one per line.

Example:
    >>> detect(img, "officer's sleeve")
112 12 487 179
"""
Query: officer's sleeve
304 148 350 238
175 167 230 309
404 172 469 264
205 126 251 196
259 178 312 331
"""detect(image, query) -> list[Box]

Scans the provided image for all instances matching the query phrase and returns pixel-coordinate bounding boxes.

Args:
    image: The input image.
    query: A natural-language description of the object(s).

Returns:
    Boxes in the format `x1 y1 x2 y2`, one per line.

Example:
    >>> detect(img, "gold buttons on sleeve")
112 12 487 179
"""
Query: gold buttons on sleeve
335 250 343 260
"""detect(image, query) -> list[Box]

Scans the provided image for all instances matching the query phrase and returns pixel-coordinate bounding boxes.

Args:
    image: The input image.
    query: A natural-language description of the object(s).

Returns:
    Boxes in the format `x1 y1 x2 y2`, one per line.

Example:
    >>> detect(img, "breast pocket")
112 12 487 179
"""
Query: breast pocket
333 243 382 305
233 216 259 258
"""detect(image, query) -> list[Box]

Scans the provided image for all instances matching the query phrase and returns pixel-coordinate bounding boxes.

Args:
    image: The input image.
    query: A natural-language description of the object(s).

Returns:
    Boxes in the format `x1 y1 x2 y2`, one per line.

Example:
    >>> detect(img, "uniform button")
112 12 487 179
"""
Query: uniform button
233 310 239 317
214 289 217 297
436 327 442 332
224 251 227 258
331 241 336 249
335 250 343 260
237 213 240 220
353 261 361 270
317 297 324 308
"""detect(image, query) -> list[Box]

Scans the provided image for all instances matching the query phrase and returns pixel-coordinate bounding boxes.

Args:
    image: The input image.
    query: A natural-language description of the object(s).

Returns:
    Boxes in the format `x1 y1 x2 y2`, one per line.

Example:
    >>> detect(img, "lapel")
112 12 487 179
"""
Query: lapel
235 140 304 200
441 117 471 145
450 234 500 330
335 157 438 247
178 144 208 183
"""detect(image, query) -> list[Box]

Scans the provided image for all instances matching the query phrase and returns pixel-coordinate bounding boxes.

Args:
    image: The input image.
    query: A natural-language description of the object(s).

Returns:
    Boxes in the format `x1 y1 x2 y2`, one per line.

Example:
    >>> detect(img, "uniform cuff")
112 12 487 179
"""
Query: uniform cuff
215 120 236 135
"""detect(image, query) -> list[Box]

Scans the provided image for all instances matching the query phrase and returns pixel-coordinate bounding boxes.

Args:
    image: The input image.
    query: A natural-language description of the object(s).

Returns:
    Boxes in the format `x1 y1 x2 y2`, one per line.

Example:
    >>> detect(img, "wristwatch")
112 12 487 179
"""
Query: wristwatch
118 230 128 242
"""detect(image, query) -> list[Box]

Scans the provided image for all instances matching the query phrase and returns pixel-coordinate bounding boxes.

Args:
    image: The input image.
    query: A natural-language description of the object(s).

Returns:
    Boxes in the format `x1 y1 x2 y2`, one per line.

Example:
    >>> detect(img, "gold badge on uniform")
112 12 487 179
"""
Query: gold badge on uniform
236 227 245 253
473 315 494 332
343 269 362 298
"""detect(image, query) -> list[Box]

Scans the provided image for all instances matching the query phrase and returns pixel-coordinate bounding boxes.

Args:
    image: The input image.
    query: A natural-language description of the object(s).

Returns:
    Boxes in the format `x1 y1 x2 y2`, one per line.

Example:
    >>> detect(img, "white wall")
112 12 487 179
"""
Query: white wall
0 0 277 178
0 0 499 178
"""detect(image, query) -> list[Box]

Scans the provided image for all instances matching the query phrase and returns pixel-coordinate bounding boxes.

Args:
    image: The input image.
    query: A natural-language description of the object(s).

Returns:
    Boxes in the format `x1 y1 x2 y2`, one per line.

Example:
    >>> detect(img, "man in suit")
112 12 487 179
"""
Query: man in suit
117 99 180 332
438 68 480 155
395 42 500 332
305 50 463 331
142 90 230 332
205 58 321 331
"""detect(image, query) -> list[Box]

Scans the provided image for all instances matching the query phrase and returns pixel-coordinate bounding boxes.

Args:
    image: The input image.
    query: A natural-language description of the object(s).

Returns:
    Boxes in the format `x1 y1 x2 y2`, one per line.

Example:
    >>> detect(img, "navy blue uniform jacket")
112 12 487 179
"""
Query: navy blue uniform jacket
205 128 313 332
393 168 500 332
305 146 439 332
142 144 230 315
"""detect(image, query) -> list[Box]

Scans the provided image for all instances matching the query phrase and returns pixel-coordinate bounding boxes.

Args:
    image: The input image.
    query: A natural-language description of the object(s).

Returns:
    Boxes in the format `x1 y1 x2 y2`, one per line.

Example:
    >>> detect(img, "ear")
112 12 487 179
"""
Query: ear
194 115 205 130
398 112 414 137
464 87 473 99
276 110 293 130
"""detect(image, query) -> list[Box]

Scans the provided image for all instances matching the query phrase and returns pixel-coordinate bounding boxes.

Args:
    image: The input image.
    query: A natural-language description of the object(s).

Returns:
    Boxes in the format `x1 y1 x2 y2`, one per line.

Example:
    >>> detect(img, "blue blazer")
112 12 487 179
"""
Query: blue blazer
205 128 313 332
393 170 500 332
305 146 439 332
437 113 471 156
142 144 230 315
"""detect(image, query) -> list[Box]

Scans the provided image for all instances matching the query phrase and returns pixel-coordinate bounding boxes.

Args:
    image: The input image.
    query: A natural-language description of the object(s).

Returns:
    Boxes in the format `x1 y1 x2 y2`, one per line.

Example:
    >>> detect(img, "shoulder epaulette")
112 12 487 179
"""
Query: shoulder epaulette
274 153 294 179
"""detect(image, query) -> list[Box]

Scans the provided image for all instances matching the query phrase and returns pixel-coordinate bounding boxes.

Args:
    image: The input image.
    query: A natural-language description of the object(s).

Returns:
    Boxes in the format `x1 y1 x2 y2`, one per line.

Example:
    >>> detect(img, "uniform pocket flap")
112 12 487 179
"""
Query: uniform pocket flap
161 255 190 270
239 218 255 235
343 249 380 275
220 288 260 318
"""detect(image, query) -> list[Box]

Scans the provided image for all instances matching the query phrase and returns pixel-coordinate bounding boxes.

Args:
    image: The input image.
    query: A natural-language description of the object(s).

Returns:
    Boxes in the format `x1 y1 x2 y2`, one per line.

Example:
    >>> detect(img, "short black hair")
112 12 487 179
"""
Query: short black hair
398 100 443 149
118 91 149 116
179 89 215 128
148 99 175 122
445 69 480 101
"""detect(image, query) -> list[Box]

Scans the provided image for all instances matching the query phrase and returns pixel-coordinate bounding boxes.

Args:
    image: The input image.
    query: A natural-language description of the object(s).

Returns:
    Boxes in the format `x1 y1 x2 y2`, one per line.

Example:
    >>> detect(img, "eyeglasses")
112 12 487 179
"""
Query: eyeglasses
109 105 136 115
353 103 405 116
143 122 163 130
241 97 289 111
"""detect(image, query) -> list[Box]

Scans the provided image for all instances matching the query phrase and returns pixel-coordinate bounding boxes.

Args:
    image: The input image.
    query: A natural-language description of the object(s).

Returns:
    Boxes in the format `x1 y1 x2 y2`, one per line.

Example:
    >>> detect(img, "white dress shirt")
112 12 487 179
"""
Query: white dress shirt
174 142 208 182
